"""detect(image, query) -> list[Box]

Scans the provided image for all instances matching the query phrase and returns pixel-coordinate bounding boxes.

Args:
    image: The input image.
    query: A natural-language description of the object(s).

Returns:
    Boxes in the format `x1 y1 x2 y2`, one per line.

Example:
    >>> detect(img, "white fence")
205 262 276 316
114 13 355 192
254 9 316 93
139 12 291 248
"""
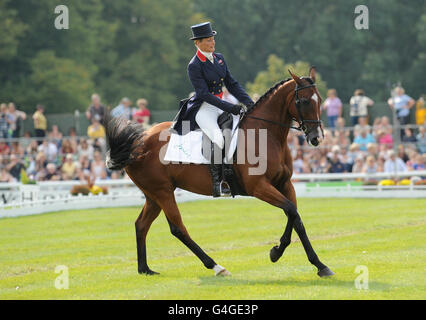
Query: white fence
0 170 425 218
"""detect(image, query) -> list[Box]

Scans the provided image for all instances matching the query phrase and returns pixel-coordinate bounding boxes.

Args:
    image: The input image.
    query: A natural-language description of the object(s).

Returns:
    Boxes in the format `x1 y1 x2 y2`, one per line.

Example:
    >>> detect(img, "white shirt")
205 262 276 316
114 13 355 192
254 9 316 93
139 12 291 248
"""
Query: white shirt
384 158 407 173
198 48 214 63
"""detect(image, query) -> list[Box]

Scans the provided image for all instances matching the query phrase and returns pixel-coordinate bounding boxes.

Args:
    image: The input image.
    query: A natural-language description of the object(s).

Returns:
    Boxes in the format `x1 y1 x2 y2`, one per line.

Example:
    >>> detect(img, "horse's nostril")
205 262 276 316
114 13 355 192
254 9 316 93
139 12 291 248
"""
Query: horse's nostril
310 137 319 146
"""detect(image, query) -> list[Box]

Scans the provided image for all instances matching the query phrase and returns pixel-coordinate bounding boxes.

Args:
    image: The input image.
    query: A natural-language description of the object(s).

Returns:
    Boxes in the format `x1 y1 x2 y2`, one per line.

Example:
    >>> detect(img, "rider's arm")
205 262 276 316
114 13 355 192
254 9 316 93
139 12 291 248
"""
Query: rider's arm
188 62 237 113
219 54 253 106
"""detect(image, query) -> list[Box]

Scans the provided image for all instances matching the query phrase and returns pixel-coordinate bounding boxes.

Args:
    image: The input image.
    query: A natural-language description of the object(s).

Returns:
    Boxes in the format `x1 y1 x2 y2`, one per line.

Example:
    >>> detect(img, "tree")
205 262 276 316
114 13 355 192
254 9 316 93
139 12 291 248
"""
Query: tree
0 0 27 61
247 55 328 100
25 50 94 113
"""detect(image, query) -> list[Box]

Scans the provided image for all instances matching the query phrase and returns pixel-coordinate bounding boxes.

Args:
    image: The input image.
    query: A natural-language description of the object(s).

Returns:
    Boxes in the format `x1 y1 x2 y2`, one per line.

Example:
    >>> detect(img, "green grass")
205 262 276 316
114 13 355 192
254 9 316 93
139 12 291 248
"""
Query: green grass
0 198 425 300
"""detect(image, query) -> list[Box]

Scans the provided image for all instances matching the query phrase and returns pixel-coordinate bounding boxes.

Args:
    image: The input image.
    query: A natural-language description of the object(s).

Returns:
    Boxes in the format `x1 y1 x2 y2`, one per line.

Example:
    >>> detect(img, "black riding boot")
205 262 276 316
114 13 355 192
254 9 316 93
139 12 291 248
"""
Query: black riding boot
209 143 231 197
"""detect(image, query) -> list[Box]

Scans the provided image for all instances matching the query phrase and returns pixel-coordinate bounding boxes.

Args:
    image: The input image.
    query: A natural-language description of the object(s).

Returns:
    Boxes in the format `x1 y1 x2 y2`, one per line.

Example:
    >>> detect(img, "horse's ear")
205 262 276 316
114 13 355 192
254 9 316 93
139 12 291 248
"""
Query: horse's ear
288 69 303 86
309 66 316 83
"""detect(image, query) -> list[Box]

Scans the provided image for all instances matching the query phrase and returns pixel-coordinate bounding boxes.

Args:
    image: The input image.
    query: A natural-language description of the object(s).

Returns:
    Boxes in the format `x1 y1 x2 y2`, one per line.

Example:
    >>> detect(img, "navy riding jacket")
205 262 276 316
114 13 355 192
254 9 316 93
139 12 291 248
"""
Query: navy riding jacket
186 50 253 115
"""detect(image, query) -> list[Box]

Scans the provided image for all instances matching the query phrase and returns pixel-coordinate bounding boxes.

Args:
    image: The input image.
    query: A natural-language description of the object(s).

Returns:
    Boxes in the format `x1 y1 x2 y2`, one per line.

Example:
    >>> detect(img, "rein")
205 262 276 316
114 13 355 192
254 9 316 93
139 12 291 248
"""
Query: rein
243 114 302 131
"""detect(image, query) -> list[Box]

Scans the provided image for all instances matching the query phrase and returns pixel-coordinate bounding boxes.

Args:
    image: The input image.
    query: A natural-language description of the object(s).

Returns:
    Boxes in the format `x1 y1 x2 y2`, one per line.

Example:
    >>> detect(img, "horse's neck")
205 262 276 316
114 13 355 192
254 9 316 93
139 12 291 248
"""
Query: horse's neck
244 82 294 144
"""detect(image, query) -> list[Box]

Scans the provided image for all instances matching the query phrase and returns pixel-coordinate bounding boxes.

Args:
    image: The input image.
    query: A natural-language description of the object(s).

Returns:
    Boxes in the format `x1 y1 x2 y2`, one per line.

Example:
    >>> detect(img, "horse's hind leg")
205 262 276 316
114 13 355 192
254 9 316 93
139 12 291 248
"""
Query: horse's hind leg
135 196 161 275
158 193 230 276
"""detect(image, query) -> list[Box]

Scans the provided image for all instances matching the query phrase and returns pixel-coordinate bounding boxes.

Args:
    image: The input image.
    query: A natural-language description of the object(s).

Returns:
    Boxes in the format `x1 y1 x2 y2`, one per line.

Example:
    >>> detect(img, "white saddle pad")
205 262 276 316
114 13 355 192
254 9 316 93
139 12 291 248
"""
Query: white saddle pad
164 114 240 164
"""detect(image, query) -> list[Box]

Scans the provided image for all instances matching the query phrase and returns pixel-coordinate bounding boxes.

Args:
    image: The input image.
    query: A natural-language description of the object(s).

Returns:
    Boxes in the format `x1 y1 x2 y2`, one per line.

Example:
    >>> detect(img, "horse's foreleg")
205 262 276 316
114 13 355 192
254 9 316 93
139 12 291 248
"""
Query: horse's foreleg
253 180 334 277
269 182 296 262
158 193 230 276
135 196 161 275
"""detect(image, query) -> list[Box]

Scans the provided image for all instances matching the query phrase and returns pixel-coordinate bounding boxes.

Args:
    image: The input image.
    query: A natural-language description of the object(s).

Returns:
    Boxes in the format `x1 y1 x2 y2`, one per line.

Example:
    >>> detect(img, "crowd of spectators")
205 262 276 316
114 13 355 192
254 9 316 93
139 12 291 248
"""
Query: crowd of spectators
0 86 424 184
0 94 151 183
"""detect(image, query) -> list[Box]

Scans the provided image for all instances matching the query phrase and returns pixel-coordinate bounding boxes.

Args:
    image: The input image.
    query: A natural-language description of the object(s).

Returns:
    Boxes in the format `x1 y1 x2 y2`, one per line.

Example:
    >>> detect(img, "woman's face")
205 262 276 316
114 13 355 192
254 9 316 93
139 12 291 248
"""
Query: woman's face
196 36 215 52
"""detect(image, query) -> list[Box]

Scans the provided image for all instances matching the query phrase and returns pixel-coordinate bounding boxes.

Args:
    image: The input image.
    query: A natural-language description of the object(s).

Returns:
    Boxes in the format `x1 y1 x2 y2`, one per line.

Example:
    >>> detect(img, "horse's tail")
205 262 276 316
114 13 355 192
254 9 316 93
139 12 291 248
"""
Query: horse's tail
104 113 144 171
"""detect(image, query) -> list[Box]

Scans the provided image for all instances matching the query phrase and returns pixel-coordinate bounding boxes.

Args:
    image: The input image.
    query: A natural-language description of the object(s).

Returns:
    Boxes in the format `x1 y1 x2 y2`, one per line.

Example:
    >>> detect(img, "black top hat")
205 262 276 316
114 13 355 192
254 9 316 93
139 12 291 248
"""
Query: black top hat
190 22 217 40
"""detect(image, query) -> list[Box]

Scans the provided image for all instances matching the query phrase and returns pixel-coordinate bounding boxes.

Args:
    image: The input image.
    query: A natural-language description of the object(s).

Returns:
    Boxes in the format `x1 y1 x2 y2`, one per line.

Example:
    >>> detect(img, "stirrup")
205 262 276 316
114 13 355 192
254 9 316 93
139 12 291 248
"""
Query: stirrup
219 180 232 197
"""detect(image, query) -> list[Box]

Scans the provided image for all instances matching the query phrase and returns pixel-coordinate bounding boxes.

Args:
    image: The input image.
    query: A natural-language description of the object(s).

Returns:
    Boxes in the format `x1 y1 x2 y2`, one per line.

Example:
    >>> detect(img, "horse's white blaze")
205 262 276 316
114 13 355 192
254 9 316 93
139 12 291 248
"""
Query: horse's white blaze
311 93 319 103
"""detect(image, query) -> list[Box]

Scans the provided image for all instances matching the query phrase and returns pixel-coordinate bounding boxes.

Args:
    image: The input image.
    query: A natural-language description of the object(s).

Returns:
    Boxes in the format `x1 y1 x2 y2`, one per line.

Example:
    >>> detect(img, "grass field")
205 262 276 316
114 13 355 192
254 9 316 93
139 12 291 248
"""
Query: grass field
0 198 425 300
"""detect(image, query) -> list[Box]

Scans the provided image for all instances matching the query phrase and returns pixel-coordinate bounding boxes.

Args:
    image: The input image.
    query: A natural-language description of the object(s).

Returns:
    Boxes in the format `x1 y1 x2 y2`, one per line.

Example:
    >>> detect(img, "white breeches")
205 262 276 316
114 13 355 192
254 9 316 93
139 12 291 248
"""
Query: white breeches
195 102 224 149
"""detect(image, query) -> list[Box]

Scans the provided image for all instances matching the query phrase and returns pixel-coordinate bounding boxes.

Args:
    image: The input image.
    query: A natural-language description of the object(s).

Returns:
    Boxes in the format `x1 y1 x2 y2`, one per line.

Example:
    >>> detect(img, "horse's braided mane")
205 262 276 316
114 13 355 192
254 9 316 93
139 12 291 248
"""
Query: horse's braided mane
247 78 292 114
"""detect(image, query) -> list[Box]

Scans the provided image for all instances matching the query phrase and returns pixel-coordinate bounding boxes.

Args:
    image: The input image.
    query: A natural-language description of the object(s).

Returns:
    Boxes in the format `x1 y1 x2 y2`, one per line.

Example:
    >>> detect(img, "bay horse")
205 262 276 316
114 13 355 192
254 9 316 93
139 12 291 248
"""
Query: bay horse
105 68 334 278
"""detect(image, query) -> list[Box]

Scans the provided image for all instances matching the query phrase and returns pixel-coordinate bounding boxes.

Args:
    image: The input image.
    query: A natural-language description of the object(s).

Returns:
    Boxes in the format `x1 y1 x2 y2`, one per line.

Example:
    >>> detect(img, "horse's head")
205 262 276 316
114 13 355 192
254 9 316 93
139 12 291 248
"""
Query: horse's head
288 67 323 147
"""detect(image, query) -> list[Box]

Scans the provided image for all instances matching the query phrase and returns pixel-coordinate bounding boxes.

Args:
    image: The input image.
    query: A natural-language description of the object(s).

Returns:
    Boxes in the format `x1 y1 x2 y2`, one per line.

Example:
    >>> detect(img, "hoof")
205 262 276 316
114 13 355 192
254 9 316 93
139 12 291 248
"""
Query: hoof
270 245 282 263
317 267 334 278
139 269 160 276
213 264 231 276
216 269 231 277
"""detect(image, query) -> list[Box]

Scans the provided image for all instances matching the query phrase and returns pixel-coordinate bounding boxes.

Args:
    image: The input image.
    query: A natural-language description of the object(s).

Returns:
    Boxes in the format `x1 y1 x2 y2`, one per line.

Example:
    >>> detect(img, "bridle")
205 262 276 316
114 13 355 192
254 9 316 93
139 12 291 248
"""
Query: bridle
293 81 323 135
243 80 323 137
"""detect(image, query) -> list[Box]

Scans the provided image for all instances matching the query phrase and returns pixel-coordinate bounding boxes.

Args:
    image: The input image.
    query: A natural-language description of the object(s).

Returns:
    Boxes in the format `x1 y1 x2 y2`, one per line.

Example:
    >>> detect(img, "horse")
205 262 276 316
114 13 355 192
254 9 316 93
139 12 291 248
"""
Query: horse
105 67 335 278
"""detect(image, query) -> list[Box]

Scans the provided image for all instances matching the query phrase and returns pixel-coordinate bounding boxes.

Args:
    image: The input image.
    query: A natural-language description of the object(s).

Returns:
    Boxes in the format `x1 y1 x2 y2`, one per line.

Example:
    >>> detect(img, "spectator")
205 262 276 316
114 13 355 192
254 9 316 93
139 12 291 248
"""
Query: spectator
26 140 39 157
90 151 107 180
61 139 75 155
86 93 106 125
415 95 425 126
0 166 14 182
322 89 342 128
410 154 425 171
111 97 132 120
362 155 377 174
402 128 417 144
292 149 304 173
77 154 91 181
48 125 63 149
77 139 94 160
0 141 10 155
0 103 10 139
87 115 106 139
68 127 79 152
397 144 409 163
10 141 25 158
354 129 376 151
20 131 32 151
328 147 345 173
334 117 350 139
366 143 378 158
43 163 61 181
349 89 374 126
362 155 378 183
384 150 407 173
33 104 47 143
7 103 26 138
33 152 47 180
315 155 330 173
352 155 364 173
61 154 77 180
416 126 426 154
6 154 25 181
335 131 350 150
37 139 58 162
387 86 415 138
354 117 372 137
376 129 393 149
132 99 151 126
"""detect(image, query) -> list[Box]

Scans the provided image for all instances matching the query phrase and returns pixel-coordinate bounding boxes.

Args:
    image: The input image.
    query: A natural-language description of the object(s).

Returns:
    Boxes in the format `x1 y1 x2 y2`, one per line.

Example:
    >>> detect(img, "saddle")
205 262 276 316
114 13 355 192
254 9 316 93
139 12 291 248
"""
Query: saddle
171 98 247 197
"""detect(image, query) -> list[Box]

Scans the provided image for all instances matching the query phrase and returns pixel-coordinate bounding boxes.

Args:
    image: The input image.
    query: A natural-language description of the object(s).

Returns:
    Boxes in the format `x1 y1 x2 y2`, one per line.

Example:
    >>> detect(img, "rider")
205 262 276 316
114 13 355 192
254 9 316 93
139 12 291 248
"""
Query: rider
187 22 254 197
